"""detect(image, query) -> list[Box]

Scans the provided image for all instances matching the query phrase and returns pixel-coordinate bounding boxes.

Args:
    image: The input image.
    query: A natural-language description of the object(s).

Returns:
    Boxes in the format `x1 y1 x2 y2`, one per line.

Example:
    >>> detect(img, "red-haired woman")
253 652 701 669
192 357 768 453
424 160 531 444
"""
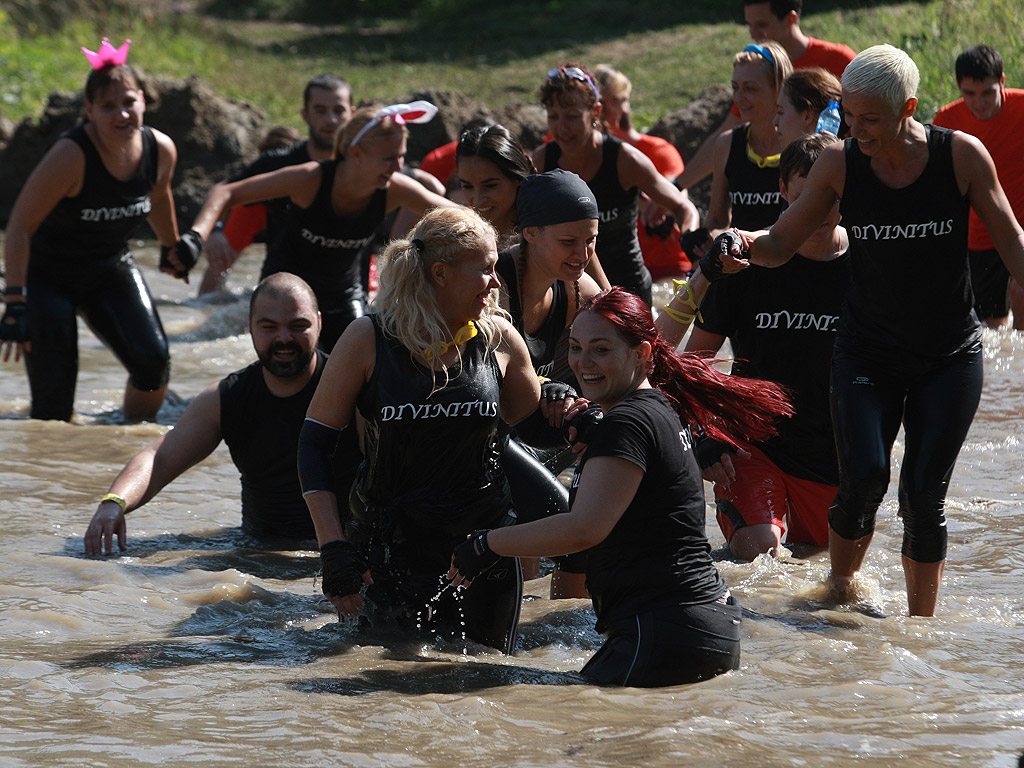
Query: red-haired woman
535 64 699 306
449 287 792 687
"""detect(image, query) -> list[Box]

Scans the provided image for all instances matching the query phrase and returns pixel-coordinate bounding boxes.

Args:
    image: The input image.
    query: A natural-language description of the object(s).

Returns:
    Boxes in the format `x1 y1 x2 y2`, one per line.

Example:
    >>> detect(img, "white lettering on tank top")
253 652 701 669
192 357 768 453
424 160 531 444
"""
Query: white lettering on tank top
378 400 499 421
755 311 840 331
678 429 693 452
535 361 554 377
300 228 375 250
849 219 955 240
79 197 152 222
598 208 620 223
729 190 781 206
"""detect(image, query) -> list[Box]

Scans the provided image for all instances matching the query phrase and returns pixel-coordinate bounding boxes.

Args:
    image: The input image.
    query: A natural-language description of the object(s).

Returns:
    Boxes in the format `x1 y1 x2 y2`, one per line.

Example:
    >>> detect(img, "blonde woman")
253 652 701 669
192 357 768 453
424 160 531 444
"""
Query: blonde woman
187 103 452 350
298 206 581 653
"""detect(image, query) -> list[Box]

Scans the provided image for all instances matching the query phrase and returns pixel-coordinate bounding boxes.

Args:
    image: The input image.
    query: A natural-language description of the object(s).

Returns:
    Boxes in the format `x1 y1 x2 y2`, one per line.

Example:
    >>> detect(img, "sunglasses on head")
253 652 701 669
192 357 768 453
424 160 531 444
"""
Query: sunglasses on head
546 66 602 102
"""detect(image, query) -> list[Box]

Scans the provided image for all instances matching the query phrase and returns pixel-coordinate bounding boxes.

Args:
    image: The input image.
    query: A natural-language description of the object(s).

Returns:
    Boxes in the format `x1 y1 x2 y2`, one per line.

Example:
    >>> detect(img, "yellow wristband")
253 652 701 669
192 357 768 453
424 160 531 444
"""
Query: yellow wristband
99 493 127 513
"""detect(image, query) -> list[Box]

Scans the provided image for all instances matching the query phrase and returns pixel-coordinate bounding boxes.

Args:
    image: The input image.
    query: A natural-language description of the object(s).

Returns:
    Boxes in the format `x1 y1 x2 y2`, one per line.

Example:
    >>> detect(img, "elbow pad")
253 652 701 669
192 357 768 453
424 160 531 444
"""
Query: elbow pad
298 418 343 496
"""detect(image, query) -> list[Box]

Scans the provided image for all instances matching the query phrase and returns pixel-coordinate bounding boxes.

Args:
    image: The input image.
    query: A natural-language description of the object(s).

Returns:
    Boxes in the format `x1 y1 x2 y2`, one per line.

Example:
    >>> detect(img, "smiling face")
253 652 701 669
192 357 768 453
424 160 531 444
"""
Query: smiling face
841 89 912 157
84 79 145 142
958 75 1005 122
303 86 353 153
546 92 600 153
774 87 815 149
522 219 598 284
568 310 649 410
352 133 406 188
250 289 320 378
457 156 520 235
432 240 501 327
732 61 777 124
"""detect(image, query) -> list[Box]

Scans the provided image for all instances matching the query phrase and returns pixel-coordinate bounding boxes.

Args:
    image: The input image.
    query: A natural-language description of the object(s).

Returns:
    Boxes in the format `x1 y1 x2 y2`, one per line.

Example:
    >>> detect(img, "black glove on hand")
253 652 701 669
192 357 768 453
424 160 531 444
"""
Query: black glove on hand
320 540 368 599
699 231 745 283
679 226 711 259
161 229 205 278
645 214 676 240
695 434 738 470
565 402 603 446
451 529 501 582
540 379 577 405
0 302 28 344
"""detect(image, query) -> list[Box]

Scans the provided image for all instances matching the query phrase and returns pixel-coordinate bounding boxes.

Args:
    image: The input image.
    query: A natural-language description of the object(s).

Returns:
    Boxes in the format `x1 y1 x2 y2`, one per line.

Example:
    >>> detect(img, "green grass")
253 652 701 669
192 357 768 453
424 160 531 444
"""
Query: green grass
1 0 1021 133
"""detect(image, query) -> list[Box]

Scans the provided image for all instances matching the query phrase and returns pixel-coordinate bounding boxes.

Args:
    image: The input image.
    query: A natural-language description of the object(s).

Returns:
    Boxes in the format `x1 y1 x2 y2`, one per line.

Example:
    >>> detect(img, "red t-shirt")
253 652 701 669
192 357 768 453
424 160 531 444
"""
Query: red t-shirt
417 141 458 187
223 204 268 253
934 88 1024 251
731 36 856 116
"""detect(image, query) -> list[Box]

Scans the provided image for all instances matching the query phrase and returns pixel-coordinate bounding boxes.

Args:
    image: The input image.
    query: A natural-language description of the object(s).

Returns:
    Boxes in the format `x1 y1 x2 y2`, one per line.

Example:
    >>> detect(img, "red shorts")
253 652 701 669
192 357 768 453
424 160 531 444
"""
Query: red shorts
714 445 835 547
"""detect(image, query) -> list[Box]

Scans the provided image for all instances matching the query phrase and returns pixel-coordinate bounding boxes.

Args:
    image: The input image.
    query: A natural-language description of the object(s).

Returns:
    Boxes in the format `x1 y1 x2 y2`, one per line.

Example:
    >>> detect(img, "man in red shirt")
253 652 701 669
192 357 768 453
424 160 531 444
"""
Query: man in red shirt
934 45 1024 329
675 0 855 192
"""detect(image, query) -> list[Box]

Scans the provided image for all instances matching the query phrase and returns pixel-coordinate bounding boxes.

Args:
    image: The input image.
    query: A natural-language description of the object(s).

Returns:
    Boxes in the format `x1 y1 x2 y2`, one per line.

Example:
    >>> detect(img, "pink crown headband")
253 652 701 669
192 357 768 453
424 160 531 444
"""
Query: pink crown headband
81 38 132 70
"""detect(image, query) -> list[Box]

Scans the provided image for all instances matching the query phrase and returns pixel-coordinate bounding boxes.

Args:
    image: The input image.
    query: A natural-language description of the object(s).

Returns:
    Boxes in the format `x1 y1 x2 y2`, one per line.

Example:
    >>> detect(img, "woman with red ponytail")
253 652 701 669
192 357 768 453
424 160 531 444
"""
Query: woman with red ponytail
449 287 791 687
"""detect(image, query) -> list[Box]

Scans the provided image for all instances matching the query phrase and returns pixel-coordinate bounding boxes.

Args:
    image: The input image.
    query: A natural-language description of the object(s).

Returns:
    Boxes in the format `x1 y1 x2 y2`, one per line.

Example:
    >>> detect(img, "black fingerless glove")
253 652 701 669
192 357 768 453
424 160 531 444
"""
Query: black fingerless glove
0 302 28 344
564 402 603 446
694 434 738 470
452 529 502 582
320 540 368 599
679 226 711 259
699 231 745 283
645 214 676 240
540 379 577 404
161 229 205 278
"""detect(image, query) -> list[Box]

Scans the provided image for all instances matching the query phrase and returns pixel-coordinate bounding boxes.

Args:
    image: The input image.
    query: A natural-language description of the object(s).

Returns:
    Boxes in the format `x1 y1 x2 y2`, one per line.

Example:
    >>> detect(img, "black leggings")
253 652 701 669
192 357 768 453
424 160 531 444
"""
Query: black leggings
828 347 983 563
582 596 741 687
25 252 170 421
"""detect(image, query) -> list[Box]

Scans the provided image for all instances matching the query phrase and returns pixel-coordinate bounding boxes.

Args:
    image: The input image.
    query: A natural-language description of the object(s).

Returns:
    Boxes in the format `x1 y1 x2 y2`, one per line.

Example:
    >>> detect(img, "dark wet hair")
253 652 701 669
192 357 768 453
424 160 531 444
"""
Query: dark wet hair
456 124 535 185
303 73 352 108
741 0 801 18
779 132 837 185
782 67 841 116
955 45 1003 83
84 64 140 103
577 287 793 446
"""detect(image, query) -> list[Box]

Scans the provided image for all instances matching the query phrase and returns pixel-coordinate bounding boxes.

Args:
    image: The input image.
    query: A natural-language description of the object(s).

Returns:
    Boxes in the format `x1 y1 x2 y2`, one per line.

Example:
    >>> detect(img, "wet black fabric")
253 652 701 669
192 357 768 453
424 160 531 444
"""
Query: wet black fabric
31 125 159 262
543 135 649 303
261 159 385 327
219 350 360 540
722 125 783 231
838 125 979 363
581 596 741 687
229 139 311 252
571 389 727 632
696 252 851 484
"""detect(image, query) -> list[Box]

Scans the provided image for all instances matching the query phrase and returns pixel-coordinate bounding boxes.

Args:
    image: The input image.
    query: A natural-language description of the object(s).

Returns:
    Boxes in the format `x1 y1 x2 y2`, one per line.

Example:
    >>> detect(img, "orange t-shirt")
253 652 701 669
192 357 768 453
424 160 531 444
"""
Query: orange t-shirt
632 134 692 279
934 88 1024 251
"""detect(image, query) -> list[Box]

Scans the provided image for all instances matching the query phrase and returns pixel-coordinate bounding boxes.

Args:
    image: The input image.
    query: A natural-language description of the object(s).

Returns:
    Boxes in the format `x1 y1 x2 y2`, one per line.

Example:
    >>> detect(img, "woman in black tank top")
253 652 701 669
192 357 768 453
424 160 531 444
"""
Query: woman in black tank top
298 207 584 653
533 63 700 306
705 42 792 236
186 104 453 351
743 45 1024 617
1 48 184 421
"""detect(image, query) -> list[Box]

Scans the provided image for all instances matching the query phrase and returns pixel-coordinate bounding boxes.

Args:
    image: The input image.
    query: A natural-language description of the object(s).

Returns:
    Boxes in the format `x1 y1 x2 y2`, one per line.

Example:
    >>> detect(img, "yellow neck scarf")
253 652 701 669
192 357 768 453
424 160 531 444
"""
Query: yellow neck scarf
746 126 780 169
422 321 478 361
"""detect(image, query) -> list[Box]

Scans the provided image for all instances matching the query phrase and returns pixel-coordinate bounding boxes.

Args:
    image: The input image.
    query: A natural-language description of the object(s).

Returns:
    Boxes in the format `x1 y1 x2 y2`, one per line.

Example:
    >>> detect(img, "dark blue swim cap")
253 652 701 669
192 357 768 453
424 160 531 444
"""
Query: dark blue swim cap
517 168 599 228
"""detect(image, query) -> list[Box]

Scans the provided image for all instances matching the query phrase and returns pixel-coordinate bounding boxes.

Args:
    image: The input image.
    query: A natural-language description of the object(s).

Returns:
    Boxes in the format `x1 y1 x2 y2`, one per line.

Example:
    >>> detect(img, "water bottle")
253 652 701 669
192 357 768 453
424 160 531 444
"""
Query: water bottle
816 100 841 136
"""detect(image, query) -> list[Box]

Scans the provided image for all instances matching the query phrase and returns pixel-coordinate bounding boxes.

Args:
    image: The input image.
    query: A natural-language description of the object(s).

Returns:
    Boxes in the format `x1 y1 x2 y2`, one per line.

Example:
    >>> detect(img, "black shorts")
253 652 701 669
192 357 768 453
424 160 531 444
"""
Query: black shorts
969 248 1010 320
582 596 741 687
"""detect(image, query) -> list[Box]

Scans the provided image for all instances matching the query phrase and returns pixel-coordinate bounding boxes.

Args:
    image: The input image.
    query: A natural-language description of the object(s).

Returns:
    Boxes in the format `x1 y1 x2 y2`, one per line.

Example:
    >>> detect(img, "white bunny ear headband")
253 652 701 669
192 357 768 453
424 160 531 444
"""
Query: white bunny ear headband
350 101 439 148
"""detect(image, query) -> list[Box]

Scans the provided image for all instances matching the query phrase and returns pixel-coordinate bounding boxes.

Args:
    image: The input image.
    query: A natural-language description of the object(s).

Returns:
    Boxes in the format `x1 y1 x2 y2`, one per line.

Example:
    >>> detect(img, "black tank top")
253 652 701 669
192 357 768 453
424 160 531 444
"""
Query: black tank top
838 124 979 361
263 159 386 311
723 125 783 231
495 249 569 379
354 315 511 545
32 124 159 263
543 135 647 295
219 351 357 540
